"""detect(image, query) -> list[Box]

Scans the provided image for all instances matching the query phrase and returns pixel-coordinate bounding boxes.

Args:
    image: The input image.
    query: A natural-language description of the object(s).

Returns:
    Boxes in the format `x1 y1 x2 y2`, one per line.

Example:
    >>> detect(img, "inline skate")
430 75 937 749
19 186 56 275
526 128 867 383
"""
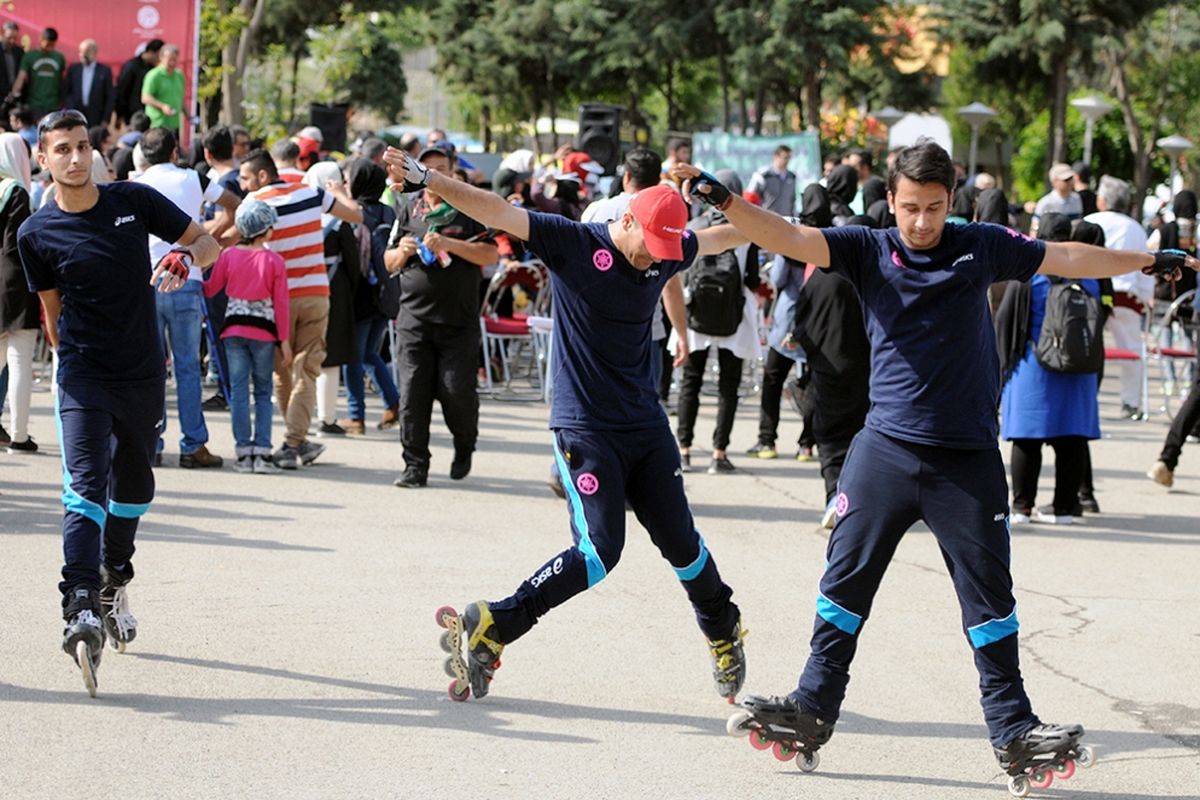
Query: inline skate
62 587 106 698
435 601 504 702
726 693 834 772
996 722 1095 797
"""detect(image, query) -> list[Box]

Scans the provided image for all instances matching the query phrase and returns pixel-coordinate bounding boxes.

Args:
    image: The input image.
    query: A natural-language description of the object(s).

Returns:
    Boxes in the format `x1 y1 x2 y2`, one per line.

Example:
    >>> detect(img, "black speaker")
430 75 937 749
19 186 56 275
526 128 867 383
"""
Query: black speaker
308 102 351 153
577 103 623 175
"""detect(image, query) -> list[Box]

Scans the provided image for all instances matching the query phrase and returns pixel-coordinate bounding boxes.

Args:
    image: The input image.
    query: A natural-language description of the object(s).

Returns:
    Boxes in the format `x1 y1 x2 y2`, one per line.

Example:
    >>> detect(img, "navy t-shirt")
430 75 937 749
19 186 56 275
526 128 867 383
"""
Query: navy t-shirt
525 211 699 431
18 182 192 387
822 222 1046 449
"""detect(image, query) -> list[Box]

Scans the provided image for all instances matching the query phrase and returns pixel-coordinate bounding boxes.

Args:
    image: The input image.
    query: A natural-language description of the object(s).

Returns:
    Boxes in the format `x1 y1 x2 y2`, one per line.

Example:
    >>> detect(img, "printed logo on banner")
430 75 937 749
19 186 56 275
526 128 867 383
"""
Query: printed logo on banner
135 5 164 36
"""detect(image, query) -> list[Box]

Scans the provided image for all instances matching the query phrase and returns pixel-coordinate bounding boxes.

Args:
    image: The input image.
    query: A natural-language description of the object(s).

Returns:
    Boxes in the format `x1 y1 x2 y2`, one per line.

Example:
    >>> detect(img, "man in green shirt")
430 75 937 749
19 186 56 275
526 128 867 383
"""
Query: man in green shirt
8 27 65 120
140 44 185 130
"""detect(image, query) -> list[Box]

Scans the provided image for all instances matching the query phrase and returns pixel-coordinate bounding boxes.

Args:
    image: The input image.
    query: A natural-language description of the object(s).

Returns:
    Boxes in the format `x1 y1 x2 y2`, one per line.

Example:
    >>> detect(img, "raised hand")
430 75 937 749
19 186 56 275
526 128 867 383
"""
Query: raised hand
382 147 430 193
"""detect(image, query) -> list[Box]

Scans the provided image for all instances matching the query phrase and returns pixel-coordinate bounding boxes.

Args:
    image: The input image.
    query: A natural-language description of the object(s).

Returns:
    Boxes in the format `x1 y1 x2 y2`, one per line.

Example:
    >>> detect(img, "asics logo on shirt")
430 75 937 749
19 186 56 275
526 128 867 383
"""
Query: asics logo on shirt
114 215 136 227
952 253 975 267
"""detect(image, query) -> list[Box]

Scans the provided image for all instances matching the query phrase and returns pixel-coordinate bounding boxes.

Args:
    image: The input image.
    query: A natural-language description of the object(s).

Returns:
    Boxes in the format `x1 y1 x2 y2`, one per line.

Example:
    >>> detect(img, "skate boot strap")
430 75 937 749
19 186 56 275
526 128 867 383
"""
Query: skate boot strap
708 626 748 667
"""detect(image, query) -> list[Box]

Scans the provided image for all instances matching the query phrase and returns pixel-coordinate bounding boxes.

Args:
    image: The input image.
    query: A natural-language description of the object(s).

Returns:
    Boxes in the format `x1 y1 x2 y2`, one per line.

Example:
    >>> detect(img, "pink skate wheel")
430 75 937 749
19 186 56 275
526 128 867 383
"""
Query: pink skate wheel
749 730 772 751
435 606 457 628
1054 760 1076 780
447 680 470 702
1029 769 1053 790
771 741 797 762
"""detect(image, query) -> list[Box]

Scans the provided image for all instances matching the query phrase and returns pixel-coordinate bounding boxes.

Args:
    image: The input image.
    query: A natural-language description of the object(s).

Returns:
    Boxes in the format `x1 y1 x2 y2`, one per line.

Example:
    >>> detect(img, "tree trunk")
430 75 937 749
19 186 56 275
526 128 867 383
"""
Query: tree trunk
803 72 821 131
717 39 731 133
664 60 677 132
480 103 492 152
221 0 268 126
287 49 300 128
752 83 766 136
1048 53 1070 167
738 89 749 136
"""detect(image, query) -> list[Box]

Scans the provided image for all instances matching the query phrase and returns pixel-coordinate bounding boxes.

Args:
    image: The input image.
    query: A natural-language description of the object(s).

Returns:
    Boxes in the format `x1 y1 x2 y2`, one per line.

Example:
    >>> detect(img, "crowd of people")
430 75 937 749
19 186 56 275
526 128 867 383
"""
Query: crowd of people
3 22 1199 787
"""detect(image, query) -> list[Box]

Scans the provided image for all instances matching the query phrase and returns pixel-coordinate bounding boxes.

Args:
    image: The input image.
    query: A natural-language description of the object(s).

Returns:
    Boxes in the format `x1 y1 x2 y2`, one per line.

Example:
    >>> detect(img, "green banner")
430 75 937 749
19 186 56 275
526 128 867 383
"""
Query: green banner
692 132 823 210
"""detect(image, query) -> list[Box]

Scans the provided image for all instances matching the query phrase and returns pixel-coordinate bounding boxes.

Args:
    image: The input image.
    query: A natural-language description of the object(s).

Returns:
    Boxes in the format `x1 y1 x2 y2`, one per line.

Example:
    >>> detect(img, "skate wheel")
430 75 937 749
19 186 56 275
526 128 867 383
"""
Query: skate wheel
116 640 126 655
726 695 736 705
439 631 454 653
725 710 753 737
443 656 458 678
749 729 772 751
1007 774 1031 798
435 605 458 629
447 679 469 702
771 741 796 762
492 658 502 669
77 641 97 699
1053 759 1075 780
796 750 819 773
1029 768 1053 790
1075 745 1095 768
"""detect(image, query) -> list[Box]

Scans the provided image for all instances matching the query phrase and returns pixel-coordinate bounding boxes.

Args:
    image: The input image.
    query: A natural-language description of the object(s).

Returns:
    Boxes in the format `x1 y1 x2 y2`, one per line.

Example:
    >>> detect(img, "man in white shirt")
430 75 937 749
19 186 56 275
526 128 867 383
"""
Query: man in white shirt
135 127 240 466
1085 175 1154 418
1031 163 1084 236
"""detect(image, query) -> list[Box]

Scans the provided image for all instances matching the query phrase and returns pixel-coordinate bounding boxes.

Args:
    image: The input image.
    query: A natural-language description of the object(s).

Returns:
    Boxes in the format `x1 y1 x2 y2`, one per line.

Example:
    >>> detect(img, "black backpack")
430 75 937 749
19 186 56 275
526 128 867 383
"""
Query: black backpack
1034 278 1103 374
355 202 400 318
685 248 743 337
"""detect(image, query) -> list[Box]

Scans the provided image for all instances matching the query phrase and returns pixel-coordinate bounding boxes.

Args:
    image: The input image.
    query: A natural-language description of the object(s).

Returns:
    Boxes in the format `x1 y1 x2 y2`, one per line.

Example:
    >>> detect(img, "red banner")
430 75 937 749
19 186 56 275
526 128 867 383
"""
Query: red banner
1 0 200 144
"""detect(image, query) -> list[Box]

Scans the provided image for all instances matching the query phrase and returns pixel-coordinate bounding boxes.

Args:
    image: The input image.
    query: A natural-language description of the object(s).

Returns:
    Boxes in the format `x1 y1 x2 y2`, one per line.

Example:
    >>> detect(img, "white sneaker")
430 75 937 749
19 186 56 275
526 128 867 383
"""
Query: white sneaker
1147 460 1174 488
253 455 283 474
1010 510 1031 525
821 499 837 530
234 455 254 473
1032 508 1074 525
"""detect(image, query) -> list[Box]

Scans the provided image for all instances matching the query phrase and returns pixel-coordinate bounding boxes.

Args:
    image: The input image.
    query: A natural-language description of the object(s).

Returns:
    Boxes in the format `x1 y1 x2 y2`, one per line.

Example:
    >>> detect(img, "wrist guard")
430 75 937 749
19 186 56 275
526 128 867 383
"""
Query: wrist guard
688 170 733 211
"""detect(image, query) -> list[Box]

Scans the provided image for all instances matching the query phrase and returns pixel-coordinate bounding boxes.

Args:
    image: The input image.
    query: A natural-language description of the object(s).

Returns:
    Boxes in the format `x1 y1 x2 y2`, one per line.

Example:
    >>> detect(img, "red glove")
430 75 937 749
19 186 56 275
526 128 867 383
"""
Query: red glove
157 248 193 281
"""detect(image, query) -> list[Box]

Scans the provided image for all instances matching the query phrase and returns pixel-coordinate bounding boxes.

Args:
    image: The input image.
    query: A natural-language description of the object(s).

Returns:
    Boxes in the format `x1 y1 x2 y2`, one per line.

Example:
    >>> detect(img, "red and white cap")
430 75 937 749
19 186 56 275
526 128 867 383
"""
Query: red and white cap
629 185 688 262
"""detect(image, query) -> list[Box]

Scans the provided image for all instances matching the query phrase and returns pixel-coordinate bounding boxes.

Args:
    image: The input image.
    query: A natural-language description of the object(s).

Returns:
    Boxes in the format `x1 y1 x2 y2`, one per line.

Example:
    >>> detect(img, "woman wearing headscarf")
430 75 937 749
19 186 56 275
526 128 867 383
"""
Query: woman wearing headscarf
747 183 828 461
976 188 1013 316
0 132 38 451
674 169 761 473
947 185 977 224
342 156 401 433
304 160 361 435
1000 213 1101 525
825 164 857 225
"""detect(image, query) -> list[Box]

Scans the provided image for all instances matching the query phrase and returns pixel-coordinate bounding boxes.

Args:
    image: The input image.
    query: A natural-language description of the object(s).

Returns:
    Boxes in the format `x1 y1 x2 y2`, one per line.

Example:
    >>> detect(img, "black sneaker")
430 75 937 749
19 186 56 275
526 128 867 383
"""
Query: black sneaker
202 393 228 411
318 421 347 437
707 456 736 474
1078 494 1100 514
0 424 10 446
394 467 427 488
450 449 472 480
8 436 38 453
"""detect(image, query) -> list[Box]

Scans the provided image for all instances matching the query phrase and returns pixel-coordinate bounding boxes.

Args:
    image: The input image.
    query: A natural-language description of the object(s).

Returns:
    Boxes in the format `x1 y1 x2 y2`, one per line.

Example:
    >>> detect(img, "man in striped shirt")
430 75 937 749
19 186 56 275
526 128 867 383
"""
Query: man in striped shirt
238 149 362 469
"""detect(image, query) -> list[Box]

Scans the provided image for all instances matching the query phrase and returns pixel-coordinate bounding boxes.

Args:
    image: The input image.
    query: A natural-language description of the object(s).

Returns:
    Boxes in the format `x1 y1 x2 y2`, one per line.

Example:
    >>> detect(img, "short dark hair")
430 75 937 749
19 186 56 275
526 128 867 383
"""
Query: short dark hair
87 125 108 152
623 147 662 190
230 125 249 140
129 111 151 132
11 104 33 126
203 126 233 161
774 144 792 157
141 127 177 166
42 27 57 42
242 148 278 180
36 109 87 148
361 137 387 161
667 137 691 155
887 138 955 195
851 148 872 172
145 39 164 53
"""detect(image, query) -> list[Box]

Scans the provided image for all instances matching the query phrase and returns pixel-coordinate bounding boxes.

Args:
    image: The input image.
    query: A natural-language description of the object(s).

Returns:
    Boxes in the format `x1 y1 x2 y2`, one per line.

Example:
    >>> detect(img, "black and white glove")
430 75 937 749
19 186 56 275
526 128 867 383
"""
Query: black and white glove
1144 249 1187 280
688 170 733 211
387 151 430 194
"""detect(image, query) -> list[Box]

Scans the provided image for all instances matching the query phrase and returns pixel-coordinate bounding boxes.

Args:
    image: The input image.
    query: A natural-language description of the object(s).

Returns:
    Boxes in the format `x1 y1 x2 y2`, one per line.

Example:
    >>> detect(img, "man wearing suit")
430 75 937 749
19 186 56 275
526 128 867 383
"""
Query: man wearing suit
0 22 23 103
65 40 114 127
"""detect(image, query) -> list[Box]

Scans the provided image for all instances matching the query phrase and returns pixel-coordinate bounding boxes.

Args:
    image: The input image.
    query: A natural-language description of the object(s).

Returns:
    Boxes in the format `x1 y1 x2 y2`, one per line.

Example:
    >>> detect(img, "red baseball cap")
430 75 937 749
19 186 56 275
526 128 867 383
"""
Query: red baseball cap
629 184 688 262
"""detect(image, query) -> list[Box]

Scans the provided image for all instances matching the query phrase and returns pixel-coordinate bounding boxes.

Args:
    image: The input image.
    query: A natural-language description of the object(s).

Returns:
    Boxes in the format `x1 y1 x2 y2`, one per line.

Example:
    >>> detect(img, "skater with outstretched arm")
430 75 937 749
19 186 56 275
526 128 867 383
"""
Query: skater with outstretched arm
673 140 1196 794
382 146 753 703
17 110 219 696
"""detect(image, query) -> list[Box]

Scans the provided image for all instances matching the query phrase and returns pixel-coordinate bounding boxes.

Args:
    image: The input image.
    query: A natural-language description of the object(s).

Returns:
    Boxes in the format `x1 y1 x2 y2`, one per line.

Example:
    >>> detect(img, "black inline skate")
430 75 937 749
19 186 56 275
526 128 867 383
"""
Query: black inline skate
435 601 504 702
62 587 106 698
995 722 1095 797
726 693 834 772
706 619 747 703
100 564 138 653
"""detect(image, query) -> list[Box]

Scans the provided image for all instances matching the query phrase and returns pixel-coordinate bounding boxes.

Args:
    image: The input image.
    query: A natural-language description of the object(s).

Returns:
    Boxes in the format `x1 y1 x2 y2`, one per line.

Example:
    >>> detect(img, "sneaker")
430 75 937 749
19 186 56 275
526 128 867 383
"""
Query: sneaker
234 455 254 473
450 449 472 480
680 452 692 473
707 619 748 702
796 446 815 462
318 421 347 437
253 454 283 474
1187 434 1200 444
298 440 325 465
746 442 778 459
1010 507 1032 525
1077 493 1100 514
153 452 163 467
0 424 10 446
8 436 37 453
274 444 300 470
821 498 837 530
340 419 366 436
394 467 427 488
179 445 223 469
1033 506 1074 525
1119 404 1145 421
1147 460 1174 488
202 393 228 411
707 456 736 475
377 405 399 430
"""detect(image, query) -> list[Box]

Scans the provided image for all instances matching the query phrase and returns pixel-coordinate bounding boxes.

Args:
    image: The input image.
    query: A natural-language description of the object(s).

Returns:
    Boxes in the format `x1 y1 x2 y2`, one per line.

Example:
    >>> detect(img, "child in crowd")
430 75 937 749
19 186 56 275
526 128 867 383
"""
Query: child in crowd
203 200 292 473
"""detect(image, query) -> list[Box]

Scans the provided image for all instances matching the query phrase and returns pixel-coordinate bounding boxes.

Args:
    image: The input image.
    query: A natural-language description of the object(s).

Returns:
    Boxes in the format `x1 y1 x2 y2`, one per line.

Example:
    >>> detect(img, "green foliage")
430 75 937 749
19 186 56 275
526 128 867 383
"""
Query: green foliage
308 8 418 122
198 0 250 104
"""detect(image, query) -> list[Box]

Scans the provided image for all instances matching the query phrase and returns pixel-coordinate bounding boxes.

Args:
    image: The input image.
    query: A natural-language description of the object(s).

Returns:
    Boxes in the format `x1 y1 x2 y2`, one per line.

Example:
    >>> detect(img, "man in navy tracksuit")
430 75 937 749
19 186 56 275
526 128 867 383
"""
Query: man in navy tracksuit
384 147 754 702
675 141 1196 773
18 110 218 694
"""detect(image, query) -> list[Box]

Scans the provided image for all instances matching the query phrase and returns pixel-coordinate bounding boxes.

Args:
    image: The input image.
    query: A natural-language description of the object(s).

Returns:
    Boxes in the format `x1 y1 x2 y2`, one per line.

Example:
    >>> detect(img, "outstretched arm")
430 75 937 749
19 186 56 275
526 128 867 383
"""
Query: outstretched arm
1040 243 1197 280
672 164 831 266
383 148 530 240
694 224 750 257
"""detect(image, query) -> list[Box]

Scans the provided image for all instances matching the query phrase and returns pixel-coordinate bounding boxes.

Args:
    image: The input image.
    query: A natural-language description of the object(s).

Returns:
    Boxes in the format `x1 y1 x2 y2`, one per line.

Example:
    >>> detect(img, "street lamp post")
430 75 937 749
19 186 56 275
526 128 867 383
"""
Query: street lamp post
1070 96 1113 167
871 105 905 130
958 102 998 179
1157 135 1193 201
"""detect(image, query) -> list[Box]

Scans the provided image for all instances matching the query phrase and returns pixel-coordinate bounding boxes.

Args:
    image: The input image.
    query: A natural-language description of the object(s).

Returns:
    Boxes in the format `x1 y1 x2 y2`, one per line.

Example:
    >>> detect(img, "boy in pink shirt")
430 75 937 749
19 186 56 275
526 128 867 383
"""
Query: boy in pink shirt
204 200 293 473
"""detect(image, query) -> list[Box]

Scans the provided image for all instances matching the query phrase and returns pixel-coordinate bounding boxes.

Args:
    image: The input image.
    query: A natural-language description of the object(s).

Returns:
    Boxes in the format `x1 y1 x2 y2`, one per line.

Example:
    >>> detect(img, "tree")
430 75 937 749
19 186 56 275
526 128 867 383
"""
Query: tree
308 9 418 123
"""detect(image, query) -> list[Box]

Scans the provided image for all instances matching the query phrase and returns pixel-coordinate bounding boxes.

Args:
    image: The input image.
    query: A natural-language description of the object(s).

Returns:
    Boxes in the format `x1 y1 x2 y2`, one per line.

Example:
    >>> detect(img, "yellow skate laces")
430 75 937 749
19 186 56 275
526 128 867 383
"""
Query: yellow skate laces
708 624 748 673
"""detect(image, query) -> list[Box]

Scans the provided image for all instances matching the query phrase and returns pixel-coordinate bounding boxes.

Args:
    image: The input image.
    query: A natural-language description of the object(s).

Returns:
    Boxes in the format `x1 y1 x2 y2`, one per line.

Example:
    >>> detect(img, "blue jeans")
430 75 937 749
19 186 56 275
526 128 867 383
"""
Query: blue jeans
343 315 400 420
156 282 209 455
225 337 276 454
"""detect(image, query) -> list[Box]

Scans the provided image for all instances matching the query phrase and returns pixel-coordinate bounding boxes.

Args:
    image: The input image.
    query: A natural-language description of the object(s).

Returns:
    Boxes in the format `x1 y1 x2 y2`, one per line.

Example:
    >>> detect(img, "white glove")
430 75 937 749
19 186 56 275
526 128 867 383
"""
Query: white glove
383 148 430 193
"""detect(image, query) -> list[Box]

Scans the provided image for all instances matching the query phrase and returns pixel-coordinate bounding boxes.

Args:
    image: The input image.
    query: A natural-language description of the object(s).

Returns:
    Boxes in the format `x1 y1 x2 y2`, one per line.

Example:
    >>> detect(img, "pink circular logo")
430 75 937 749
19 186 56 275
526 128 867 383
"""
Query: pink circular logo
576 472 600 495
835 492 850 517
890 251 905 269
592 249 614 272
